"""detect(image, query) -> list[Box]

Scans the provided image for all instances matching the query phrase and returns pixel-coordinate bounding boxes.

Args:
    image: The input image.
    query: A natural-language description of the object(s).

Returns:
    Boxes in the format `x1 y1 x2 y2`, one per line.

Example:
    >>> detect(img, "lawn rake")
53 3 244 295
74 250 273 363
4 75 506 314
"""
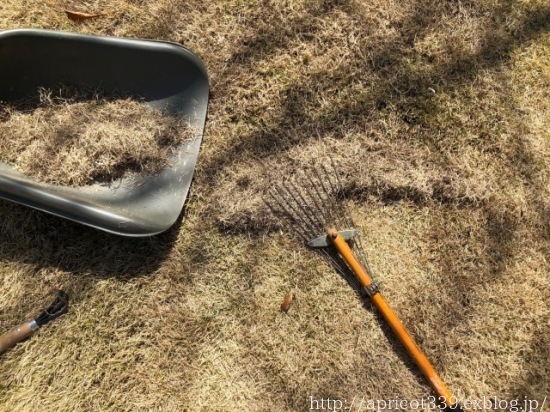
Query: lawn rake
265 161 463 411
0 290 69 356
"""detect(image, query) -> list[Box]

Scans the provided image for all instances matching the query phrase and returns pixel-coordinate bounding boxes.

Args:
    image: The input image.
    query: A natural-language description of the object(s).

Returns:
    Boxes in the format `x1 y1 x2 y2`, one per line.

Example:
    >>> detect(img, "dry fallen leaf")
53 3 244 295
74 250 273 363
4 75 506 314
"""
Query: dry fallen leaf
65 10 102 23
280 292 293 313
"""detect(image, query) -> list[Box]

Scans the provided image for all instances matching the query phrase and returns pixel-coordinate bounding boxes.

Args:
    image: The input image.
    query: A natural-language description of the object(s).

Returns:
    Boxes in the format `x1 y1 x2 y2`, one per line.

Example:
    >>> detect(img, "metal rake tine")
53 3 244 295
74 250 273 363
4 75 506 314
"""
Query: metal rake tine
278 183 321 239
323 162 364 261
265 189 312 243
294 172 327 232
268 186 318 242
324 161 352 229
285 177 325 235
313 163 346 230
303 168 334 230
35 290 69 326
302 164 365 284
321 162 350 230
326 160 357 234
327 160 372 275
267 163 369 285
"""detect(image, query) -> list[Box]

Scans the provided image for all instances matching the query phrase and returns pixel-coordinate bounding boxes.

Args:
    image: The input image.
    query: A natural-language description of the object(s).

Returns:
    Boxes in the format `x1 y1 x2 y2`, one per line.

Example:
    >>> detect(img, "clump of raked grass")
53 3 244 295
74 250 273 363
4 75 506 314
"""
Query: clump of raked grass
0 86 191 186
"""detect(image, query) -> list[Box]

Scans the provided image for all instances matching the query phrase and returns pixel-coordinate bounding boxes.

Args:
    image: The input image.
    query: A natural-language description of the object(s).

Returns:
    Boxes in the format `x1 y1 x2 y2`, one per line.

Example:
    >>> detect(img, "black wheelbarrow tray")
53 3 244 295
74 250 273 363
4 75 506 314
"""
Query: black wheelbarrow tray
0 29 209 236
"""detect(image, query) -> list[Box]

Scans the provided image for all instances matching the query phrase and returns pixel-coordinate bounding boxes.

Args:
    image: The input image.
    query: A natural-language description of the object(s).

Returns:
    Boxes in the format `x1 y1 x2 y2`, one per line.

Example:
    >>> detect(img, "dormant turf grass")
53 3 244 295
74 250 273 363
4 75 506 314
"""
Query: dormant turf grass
0 88 187 186
0 1 548 411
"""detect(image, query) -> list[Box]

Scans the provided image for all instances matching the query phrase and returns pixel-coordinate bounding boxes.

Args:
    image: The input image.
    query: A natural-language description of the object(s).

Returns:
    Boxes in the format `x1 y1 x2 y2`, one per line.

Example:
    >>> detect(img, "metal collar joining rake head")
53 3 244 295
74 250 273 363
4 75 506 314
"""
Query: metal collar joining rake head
265 162 463 412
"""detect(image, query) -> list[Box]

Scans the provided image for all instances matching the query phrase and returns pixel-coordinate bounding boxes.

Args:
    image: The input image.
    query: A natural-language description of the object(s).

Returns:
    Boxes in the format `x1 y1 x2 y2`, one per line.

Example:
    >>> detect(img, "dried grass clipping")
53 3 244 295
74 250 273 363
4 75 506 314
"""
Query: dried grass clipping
0 86 190 186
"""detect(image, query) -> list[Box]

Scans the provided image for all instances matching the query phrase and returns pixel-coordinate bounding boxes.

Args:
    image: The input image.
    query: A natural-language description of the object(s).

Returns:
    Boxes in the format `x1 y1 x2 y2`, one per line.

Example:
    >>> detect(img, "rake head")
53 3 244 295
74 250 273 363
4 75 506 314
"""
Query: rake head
264 161 373 290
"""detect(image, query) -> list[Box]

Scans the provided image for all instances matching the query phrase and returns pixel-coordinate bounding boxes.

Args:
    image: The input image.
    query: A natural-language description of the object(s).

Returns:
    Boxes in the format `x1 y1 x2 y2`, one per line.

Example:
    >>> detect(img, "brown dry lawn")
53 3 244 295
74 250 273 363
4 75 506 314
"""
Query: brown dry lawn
0 1 549 411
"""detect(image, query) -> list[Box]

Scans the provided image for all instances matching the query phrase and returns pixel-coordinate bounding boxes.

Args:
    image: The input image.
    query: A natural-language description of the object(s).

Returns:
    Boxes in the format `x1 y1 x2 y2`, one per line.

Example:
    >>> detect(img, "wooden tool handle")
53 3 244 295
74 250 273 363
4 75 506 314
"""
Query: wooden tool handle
0 321 37 355
327 228 460 409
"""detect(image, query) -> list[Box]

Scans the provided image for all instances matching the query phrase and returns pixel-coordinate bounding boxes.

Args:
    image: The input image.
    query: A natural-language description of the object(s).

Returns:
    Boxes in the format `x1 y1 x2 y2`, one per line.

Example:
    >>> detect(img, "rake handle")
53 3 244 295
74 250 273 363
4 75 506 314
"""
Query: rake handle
0 321 38 355
327 228 462 410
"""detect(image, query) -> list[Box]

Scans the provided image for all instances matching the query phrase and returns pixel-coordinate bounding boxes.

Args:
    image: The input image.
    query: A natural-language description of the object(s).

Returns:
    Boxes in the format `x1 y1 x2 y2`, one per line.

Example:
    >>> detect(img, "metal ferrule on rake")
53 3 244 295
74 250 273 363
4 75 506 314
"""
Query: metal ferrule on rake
265 161 463 412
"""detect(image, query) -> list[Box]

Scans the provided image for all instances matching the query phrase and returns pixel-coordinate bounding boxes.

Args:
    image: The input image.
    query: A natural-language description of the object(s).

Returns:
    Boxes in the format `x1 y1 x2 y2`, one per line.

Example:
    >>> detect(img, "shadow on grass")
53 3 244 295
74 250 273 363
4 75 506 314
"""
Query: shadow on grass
0 199 181 279
0 198 183 334
512 325 550 399
200 2 549 185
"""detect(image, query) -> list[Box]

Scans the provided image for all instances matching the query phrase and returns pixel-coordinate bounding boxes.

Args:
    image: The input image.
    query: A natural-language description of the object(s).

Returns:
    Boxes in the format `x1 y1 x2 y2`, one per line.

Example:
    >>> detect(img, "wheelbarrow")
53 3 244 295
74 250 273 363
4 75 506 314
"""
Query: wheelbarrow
0 29 209 236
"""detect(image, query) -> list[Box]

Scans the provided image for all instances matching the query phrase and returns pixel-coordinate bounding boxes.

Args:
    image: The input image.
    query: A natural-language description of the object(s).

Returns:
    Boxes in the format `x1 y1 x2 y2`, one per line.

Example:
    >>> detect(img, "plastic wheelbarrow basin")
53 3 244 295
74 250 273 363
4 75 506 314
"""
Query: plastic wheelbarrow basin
0 29 209 236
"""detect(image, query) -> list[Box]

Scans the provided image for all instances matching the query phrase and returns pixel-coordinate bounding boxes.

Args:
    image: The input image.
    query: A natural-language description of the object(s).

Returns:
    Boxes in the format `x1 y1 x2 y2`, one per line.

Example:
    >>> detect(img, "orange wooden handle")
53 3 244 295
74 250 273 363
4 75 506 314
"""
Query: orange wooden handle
327 227 456 407
0 321 37 355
